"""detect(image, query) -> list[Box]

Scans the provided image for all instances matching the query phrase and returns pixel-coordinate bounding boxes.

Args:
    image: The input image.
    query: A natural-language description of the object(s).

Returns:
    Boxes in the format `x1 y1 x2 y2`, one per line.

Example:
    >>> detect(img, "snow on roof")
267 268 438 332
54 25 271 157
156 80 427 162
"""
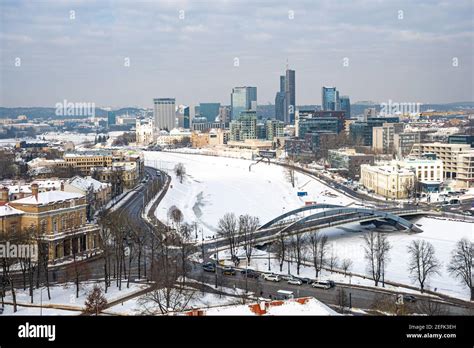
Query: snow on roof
67 176 109 192
0 204 24 217
195 297 339 316
11 191 84 205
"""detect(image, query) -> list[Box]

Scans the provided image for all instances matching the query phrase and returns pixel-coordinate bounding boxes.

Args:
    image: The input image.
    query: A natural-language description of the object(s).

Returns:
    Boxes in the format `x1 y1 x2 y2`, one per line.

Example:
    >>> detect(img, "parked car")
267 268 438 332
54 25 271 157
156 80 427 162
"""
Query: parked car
311 280 331 289
263 273 280 282
280 275 294 281
287 278 303 286
240 269 259 278
403 295 417 303
222 267 236 276
294 277 312 284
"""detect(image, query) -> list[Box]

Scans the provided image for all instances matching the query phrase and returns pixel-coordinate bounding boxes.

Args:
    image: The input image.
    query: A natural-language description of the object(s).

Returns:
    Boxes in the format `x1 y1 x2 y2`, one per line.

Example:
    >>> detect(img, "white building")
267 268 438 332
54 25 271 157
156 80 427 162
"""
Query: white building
135 118 155 145
399 157 443 192
360 164 415 199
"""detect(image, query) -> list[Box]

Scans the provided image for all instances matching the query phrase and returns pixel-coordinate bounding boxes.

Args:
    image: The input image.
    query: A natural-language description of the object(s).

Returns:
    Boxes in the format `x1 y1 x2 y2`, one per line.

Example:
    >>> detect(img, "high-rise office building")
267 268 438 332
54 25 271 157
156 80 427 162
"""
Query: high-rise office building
219 106 231 124
107 111 116 128
176 105 190 129
322 87 340 111
284 69 296 124
153 98 176 131
340 96 351 118
199 103 221 123
231 87 257 119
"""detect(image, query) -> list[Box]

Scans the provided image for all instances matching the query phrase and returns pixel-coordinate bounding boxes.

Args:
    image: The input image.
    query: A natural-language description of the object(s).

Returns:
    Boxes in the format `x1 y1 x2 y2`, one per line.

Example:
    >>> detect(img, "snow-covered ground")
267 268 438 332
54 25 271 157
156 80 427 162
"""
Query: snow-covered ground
2 280 149 316
145 151 356 238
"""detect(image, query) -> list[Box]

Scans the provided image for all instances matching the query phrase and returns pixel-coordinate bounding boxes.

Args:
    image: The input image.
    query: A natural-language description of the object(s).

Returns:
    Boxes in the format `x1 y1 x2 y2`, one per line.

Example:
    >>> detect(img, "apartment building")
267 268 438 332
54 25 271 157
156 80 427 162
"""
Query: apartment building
64 151 113 175
410 143 474 188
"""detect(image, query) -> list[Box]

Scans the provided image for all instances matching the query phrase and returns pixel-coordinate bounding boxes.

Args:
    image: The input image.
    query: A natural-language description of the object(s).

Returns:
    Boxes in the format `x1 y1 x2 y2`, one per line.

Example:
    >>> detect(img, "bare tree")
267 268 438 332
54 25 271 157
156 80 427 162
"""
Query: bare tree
284 162 296 188
238 215 259 265
341 258 353 276
174 163 186 184
447 238 473 301
289 233 305 275
416 297 449 316
363 231 391 287
407 240 441 293
168 206 183 234
328 248 339 273
308 231 328 278
217 213 239 262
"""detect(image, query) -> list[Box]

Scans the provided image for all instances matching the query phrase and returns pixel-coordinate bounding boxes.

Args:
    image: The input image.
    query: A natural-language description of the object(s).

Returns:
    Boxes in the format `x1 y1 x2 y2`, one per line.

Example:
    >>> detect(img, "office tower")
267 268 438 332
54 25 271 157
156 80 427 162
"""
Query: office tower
176 105 190 129
231 86 257 119
229 111 257 141
322 87 340 111
107 111 116 128
219 106 231 124
199 103 221 123
340 96 351 118
153 98 176 131
274 75 286 121
284 69 296 124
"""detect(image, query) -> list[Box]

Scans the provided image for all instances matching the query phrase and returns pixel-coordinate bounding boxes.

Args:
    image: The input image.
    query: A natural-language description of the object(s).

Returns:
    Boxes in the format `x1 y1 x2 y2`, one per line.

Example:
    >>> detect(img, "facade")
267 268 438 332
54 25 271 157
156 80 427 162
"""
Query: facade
410 142 474 187
64 176 112 216
399 157 443 192
372 123 404 154
218 106 231 124
266 120 285 141
340 96 351 118
4 184 100 263
231 87 257 120
176 105 190 129
350 117 399 146
328 148 375 179
153 98 176 131
199 103 221 123
284 69 296 124
448 134 474 147
191 129 228 148
135 118 155 145
64 151 113 175
229 111 257 141
393 132 421 157
360 164 415 199
322 87 340 111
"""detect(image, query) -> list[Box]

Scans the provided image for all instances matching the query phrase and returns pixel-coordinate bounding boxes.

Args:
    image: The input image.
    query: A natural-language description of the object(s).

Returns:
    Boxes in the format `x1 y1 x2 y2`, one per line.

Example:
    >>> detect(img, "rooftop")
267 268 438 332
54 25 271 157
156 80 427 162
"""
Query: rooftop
0 204 24 217
11 191 84 205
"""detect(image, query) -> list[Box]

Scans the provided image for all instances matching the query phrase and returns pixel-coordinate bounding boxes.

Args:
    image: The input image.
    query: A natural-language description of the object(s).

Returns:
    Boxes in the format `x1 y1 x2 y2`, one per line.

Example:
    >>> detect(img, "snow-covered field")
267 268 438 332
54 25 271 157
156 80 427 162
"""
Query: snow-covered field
2 280 149 316
145 151 355 238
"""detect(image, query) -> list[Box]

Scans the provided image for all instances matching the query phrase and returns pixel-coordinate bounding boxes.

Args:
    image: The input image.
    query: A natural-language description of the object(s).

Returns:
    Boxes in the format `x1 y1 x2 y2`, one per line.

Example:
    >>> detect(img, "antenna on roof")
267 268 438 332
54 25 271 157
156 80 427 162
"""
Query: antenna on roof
286 58 289 70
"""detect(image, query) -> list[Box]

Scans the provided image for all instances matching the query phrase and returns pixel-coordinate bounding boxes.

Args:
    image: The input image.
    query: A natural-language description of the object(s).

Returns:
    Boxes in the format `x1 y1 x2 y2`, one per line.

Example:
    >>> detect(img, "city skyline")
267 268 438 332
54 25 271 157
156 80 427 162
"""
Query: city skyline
0 0 473 108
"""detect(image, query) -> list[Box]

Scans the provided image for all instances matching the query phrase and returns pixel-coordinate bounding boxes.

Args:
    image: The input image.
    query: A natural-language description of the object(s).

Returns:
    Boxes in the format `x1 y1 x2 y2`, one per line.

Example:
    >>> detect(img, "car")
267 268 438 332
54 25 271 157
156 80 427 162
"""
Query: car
327 280 336 288
262 273 280 282
294 277 312 284
287 278 302 286
280 274 294 281
222 267 236 276
240 269 259 278
202 265 215 272
311 280 331 289
403 295 417 303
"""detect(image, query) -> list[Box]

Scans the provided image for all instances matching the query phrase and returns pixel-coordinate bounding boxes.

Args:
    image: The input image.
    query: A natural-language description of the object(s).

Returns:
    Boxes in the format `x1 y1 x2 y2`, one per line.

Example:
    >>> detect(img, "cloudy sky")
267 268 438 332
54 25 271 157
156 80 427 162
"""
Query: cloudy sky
0 0 473 108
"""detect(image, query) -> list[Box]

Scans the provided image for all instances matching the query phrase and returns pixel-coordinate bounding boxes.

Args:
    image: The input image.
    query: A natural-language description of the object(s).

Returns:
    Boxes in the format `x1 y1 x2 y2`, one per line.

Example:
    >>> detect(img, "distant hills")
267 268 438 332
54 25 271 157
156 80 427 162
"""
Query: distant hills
0 102 472 120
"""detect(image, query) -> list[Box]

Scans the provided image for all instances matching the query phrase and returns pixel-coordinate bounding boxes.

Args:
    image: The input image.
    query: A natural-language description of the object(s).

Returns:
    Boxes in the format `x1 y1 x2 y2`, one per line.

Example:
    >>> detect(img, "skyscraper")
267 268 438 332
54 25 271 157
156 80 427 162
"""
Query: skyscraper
153 98 176 131
284 69 296 124
231 86 257 120
199 103 221 123
340 96 351 118
176 105 190 128
275 75 285 121
322 87 340 111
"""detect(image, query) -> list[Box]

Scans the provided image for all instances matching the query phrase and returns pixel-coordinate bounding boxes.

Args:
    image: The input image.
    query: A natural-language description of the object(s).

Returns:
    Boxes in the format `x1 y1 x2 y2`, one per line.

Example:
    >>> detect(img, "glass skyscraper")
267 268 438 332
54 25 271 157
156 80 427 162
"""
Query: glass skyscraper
284 69 296 124
322 87 340 111
340 95 351 118
199 103 221 123
231 86 257 120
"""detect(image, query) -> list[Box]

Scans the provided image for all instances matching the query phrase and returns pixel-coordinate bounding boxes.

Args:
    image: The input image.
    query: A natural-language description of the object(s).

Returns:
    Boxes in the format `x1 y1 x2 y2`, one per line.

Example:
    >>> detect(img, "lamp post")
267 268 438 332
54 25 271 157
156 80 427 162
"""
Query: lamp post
214 236 218 289
40 287 43 316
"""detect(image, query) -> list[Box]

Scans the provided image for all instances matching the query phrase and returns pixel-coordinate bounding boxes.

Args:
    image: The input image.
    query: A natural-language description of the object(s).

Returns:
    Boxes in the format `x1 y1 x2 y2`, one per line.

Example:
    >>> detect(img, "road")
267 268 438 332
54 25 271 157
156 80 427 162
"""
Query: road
188 263 474 315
